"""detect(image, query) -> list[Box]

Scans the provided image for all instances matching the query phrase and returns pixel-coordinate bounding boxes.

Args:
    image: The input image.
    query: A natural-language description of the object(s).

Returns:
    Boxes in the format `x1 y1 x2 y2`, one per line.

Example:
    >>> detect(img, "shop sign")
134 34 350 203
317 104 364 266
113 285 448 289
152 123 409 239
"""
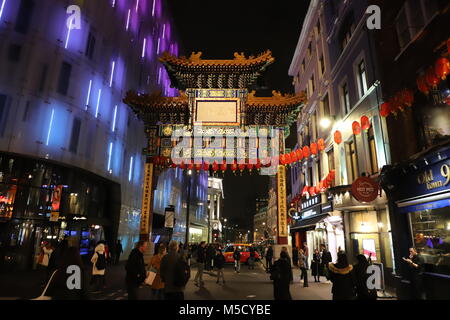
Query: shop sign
417 163 450 191
277 165 288 237
50 211 59 222
351 177 379 203
301 195 320 211
301 206 321 219
51 185 63 212
140 163 154 235
288 208 301 220
164 206 175 228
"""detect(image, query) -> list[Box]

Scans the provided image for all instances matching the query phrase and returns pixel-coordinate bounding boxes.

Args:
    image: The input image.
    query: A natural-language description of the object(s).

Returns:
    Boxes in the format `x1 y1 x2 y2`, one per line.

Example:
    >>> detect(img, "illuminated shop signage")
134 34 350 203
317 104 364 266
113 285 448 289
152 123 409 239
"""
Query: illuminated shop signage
417 164 450 190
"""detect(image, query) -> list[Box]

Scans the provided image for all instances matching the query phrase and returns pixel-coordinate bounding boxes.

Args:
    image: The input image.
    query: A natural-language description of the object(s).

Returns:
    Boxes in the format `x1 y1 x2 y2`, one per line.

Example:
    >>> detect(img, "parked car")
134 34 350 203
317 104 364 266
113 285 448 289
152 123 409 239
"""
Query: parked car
223 244 260 264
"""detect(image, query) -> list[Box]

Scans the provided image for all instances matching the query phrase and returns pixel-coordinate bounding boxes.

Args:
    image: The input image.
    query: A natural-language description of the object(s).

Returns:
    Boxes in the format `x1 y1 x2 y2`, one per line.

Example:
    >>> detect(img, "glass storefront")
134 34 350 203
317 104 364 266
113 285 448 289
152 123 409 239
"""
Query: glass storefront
409 206 450 276
0 152 120 271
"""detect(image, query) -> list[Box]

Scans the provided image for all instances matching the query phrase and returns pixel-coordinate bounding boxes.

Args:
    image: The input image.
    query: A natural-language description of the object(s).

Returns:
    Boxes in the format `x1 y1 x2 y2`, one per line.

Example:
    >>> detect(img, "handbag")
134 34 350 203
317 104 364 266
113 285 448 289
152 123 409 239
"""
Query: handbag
144 267 157 286
32 270 58 300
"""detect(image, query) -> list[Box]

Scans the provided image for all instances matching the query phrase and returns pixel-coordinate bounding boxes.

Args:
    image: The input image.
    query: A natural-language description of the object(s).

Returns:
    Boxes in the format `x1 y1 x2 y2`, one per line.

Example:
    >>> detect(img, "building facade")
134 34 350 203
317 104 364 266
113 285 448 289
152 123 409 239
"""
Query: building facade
289 0 395 283
0 0 179 270
208 177 224 243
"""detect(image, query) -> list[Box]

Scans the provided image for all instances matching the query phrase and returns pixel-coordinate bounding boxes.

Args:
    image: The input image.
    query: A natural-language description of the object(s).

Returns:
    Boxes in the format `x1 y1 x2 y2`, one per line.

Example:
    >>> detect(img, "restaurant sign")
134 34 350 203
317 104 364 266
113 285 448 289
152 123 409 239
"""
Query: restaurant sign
140 163 154 235
277 165 288 237
351 177 379 203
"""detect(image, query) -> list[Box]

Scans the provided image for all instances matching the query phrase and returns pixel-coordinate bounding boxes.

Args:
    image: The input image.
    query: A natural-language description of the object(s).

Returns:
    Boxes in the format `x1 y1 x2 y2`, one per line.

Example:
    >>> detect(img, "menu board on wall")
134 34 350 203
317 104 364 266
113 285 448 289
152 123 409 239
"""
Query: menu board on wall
140 163 154 235
277 165 288 237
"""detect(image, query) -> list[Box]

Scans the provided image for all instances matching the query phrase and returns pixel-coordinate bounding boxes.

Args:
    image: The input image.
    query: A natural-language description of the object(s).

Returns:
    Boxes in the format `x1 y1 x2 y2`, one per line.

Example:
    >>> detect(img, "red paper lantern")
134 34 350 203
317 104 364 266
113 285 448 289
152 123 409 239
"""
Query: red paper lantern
255 159 262 170
285 153 292 165
220 162 227 173
290 151 297 163
425 66 440 88
296 149 303 161
334 131 342 144
400 88 414 107
360 116 370 130
247 163 254 172
309 187 316 196
416 74 430 95
389 96 402 115
302 146 310 158
279 154 286 165
380 102 391 117
302 186 309 196
315 185 321 194
202 162 210 171
238 163 246 172
188 162 194 171
212 161 219 172
435 57 450 80
317 139 325 151
264 157 272 167
310 142 318 155
323 179 329 188
231 161 238 172
195 163 202 172
179 161 186 170
171 162 177 169
352 121 361 135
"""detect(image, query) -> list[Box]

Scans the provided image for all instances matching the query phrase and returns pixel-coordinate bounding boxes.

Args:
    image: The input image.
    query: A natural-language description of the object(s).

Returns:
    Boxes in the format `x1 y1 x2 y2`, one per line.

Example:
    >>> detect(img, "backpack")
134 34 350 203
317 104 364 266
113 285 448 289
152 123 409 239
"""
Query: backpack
174 257 190 287
96 252 106 271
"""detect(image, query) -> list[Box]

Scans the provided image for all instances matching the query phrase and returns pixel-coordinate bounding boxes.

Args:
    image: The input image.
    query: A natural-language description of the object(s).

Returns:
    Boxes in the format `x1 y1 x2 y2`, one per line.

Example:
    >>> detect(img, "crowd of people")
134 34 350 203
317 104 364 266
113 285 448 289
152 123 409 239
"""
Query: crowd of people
33 236 425 300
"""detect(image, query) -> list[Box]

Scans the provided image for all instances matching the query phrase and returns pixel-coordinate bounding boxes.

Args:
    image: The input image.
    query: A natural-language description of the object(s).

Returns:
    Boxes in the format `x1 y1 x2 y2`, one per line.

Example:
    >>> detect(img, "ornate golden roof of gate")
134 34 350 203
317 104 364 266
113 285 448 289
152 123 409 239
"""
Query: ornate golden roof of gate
160 50 275 67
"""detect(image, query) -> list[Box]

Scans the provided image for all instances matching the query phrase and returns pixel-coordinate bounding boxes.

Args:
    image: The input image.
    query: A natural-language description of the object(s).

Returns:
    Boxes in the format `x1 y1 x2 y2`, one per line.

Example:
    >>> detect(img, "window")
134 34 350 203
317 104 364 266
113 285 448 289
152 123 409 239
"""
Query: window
69 118 81 153
85 31 96 60
322 94 330 118
308 166 313 186
57 62 72 95
317 159 322 182
319 55 325 75
308 74 315 97
311 114 318 141
357 60 368 97
307 42 312 57
7 44 22 62
346 140 358 182
317 20 321 35
339 13 355 52
367 126 378 174
327 148 335 172
301 59 305 73
37 64 48 93
15 0 34 34
341 82 351 114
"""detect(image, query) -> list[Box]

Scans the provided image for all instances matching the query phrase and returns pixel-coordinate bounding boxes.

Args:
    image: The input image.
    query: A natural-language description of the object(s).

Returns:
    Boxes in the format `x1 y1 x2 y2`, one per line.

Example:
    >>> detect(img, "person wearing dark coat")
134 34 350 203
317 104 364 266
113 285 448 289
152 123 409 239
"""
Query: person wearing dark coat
270 251 292 300
328 253 356 300
160 240 186 300
46 246 90 300
194 241 206 286
206 244 216 271
114 240 123 265
125 241 148 300
214 249 226 284
281 247 294 282
248 246 256 270
233 247 241 273
403 247 425 300
320 244 332 281
292 247 299 267
311 249 321 282
353 254 377 300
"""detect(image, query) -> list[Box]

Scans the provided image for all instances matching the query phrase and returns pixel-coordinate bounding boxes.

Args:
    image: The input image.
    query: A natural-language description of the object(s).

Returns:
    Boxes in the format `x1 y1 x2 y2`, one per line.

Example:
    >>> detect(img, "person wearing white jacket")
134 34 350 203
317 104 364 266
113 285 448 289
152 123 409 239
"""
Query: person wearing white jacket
91 242 106 292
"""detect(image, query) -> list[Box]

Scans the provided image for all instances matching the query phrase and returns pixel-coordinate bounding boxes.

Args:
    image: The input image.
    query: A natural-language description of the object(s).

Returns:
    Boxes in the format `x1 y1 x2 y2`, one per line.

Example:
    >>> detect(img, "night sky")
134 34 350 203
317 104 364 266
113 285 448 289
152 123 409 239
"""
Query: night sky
166 0 310 228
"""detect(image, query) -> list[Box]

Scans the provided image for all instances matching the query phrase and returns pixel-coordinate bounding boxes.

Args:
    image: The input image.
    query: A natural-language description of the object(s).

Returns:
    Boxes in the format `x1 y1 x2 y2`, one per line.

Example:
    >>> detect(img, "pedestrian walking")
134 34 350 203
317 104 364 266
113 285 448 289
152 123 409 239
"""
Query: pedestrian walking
248 246 256 270
48 238 68 277
46 246 90 300
233 246 241 273
353 254 377 300
37 242 54 284
161 240 189 300
270 251 292 300
298 249 309 287
292 246 299 267
114 240 123 265
403 247 425 300
265 245 273 273
328 252 356 300
90 242 107 292
214 249 226 285
281 247 293 282
125 240 148 300
206 244 216 271
311 249 321 282
149 245 166 300
320 244 332 281
193 241 206 287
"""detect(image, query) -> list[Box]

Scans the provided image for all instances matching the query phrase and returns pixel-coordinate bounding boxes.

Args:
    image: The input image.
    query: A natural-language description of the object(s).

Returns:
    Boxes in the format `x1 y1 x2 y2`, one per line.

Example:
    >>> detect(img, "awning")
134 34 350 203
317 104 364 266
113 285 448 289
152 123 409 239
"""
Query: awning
290 213 329 230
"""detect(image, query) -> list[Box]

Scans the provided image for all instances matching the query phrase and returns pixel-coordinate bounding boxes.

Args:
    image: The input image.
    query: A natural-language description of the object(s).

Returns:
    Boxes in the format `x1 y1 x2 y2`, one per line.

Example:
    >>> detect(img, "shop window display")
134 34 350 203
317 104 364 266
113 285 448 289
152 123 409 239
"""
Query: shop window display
410 207 450 275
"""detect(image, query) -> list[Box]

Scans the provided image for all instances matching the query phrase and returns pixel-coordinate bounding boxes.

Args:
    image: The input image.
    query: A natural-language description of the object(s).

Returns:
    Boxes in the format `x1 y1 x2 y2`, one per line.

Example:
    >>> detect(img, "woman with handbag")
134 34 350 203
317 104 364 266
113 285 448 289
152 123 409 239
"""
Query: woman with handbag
149 245 166 300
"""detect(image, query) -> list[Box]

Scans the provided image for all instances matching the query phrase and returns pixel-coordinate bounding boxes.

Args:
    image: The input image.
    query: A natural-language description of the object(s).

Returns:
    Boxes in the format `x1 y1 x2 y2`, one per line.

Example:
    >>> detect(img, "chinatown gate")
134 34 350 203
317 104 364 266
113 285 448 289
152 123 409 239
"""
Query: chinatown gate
124 50 306 257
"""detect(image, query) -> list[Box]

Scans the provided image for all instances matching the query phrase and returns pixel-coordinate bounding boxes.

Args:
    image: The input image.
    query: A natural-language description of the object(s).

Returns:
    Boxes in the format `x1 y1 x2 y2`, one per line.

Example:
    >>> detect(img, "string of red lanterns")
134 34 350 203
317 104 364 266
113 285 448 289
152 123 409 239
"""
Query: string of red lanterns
290 169 336 205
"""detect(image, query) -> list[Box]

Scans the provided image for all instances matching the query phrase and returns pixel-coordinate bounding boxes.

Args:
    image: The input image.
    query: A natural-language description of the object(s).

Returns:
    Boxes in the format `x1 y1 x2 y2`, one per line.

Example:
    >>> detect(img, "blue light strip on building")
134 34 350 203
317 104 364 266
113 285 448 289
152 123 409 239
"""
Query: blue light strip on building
46 109 55 146
152 0 156 17
142 38 147 58
107 142 113 171
126 9 131 30
135 0 139 12
85 80 92 110
95 89 102 118
109 61 115 87
112 105 117 132
0 0 6 20
128 156 134 181
64 17 74 49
